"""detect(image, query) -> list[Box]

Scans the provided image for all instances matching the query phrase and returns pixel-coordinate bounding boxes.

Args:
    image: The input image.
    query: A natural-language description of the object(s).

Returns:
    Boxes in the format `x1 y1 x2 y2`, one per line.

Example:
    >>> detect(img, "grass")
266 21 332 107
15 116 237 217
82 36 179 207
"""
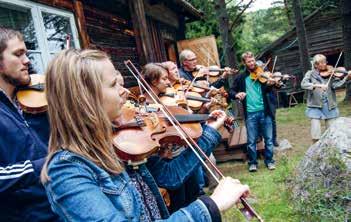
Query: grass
218 90 350 222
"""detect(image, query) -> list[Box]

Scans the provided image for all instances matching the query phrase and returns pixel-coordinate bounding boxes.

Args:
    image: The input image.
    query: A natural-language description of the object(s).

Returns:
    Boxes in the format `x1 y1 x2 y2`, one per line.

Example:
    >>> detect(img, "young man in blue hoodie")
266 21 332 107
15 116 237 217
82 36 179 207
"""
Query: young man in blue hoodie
0 27 59 221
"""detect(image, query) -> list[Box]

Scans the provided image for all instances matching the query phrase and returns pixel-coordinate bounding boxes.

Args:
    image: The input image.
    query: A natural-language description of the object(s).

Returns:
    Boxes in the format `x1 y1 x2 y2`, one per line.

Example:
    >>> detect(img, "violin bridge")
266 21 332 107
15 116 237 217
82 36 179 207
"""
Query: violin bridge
149 112 160 127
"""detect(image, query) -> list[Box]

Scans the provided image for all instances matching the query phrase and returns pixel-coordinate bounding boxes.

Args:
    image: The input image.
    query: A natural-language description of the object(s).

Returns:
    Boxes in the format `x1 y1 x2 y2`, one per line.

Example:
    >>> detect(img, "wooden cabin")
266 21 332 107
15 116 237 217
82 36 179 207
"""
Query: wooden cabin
0 0 202 87
257 6 343 106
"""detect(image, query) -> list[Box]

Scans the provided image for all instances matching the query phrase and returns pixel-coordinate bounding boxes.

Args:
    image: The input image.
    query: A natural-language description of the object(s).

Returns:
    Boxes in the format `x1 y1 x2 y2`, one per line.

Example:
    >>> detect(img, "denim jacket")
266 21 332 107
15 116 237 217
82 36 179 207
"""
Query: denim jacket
147 125 221 189
301 69 348 109
44 125 222 222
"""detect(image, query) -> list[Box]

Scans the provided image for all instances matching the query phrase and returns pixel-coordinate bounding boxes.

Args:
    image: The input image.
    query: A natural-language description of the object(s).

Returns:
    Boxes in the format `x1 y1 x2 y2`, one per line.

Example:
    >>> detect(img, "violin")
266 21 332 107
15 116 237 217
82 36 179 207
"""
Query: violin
112 106 234 164
249 66 272 83
160 88 188 109
205 88 229 112
320 65 350 78
173 78 210 94
124 59 264 222
250 66 292 87
161 89 211 111
193 65 238 78
16 74 47 114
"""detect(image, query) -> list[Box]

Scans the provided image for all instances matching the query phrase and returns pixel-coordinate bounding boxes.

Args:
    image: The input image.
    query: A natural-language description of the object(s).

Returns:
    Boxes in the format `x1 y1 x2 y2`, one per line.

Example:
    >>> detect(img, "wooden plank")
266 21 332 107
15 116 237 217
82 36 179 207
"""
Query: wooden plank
73 0 90 48
33 0 73 10
128 0 155 64
213 143 247 162
177 35 220 66
144 1 179 28
147 17 167 62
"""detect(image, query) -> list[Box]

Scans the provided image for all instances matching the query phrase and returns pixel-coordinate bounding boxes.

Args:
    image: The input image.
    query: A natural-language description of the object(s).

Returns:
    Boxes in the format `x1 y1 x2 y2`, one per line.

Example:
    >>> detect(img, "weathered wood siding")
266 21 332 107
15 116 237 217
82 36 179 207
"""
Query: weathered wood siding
83 4 140 87
262 8 343 87
30 0 192 87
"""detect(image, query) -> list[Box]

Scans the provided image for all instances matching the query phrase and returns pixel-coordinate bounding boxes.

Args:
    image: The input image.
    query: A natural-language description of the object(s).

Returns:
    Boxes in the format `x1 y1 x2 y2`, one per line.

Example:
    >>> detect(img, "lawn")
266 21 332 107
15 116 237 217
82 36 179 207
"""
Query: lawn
219 90 351 222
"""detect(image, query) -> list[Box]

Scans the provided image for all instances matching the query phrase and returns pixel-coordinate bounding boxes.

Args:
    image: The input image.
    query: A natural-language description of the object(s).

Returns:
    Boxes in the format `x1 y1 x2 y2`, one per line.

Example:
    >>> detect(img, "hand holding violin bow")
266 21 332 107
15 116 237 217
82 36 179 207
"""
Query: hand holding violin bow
313 83 328 91
211 177 250 212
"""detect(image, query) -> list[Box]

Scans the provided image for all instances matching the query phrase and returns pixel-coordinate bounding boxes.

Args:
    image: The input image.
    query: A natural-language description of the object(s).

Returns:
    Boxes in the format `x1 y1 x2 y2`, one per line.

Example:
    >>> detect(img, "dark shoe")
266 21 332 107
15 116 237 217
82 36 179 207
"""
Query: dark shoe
267 163 276 170
273 141 279 147
248 164 257 172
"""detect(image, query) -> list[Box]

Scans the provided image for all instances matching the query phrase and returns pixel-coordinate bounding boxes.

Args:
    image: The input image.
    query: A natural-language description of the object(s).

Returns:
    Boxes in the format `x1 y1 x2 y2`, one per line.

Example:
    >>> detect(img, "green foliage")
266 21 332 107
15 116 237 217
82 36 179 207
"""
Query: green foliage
186 0 219 39
185 0 341 65
185 0 290 63
185 0 244 64
235 7 290 56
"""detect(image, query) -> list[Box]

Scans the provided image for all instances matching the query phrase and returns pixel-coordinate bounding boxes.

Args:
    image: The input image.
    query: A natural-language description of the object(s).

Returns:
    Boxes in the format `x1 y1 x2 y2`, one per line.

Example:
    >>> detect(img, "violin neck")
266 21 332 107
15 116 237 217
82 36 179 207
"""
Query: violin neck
172 114 209 123
185 95 211 102
192 83 210 90
208 68 224 72
335 69 349 75
18 83 44 91
162 93 211 103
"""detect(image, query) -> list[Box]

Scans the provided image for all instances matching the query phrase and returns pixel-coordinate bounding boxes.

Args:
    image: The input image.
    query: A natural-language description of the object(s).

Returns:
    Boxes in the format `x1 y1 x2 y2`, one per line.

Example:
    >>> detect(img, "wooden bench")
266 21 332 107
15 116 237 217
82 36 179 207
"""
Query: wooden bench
286 90 304 107
276 89 305 108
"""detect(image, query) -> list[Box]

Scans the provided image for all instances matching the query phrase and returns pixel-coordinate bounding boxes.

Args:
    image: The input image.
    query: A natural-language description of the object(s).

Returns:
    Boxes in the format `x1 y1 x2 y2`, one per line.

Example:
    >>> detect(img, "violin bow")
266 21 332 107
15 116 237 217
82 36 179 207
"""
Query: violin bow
124 60 264 222
271 56 277 73
326 51 343 86
262 58 271 71
185 71 201 95
65 34 71 49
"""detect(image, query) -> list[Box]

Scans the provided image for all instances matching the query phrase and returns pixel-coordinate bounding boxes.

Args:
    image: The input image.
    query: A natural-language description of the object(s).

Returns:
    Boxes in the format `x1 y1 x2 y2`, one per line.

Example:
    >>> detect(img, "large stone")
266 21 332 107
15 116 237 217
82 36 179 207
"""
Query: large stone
291 117 351 220
275 139 292 152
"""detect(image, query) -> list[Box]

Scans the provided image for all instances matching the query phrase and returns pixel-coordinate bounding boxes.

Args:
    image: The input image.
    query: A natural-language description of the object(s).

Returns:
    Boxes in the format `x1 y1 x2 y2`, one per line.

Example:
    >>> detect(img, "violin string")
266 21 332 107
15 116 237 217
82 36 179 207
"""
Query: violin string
124 60 222 182
176 66 191 111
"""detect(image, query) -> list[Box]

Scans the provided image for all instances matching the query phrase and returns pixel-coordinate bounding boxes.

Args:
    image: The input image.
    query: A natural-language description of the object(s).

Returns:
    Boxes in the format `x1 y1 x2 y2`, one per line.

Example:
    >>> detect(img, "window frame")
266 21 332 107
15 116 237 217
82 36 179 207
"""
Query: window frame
0 0 80 70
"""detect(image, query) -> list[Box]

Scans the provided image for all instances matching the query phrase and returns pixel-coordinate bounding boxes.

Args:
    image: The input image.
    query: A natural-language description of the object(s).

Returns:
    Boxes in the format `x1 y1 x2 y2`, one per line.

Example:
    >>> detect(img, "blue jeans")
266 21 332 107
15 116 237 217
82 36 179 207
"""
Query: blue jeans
246 111 274 166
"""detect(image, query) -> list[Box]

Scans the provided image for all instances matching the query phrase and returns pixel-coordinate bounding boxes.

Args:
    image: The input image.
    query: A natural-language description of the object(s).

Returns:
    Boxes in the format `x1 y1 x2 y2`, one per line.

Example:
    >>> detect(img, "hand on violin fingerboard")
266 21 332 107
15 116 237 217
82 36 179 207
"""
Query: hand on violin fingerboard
206 110 226 130
266 79 276 86
221 67 238 78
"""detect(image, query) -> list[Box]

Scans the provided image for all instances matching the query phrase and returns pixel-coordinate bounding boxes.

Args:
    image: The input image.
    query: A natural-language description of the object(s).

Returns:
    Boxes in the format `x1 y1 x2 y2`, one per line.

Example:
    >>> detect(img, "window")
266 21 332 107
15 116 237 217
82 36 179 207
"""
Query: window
0 0 80 74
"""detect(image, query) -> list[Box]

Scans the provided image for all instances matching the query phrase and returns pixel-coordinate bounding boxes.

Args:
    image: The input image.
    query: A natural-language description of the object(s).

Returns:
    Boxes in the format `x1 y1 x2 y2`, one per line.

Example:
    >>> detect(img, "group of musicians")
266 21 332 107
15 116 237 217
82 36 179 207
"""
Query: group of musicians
1 26 350 221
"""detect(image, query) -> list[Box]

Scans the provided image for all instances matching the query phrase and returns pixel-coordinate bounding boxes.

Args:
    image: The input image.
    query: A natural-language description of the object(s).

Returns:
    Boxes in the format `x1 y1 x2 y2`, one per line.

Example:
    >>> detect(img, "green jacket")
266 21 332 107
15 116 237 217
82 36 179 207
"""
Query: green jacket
301 69 348 110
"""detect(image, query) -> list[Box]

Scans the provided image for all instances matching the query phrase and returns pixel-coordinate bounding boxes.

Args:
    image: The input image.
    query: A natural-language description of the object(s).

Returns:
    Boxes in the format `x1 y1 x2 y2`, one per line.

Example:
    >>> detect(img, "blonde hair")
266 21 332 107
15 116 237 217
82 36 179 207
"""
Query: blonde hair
41 49 123 183
241 51 254 63
312 54 327 68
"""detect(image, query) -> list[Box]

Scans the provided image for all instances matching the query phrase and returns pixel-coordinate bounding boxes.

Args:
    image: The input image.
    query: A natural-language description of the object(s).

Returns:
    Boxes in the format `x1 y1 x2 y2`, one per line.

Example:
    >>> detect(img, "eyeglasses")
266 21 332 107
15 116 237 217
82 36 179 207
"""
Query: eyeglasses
185 57 197 62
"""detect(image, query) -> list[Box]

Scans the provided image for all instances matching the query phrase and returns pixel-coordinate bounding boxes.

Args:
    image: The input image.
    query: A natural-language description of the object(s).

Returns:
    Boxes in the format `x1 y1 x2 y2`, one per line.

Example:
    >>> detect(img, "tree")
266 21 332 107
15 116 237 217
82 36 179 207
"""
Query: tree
187 0 257 65
292 0 310 77
236 6 290 56
214 0 238 67
341 0 351 101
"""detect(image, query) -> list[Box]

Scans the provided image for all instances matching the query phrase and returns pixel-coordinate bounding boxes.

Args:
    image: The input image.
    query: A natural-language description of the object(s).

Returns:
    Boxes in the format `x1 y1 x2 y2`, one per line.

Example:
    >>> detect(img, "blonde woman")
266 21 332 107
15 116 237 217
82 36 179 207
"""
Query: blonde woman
41 49 249 222
301 54 351 143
